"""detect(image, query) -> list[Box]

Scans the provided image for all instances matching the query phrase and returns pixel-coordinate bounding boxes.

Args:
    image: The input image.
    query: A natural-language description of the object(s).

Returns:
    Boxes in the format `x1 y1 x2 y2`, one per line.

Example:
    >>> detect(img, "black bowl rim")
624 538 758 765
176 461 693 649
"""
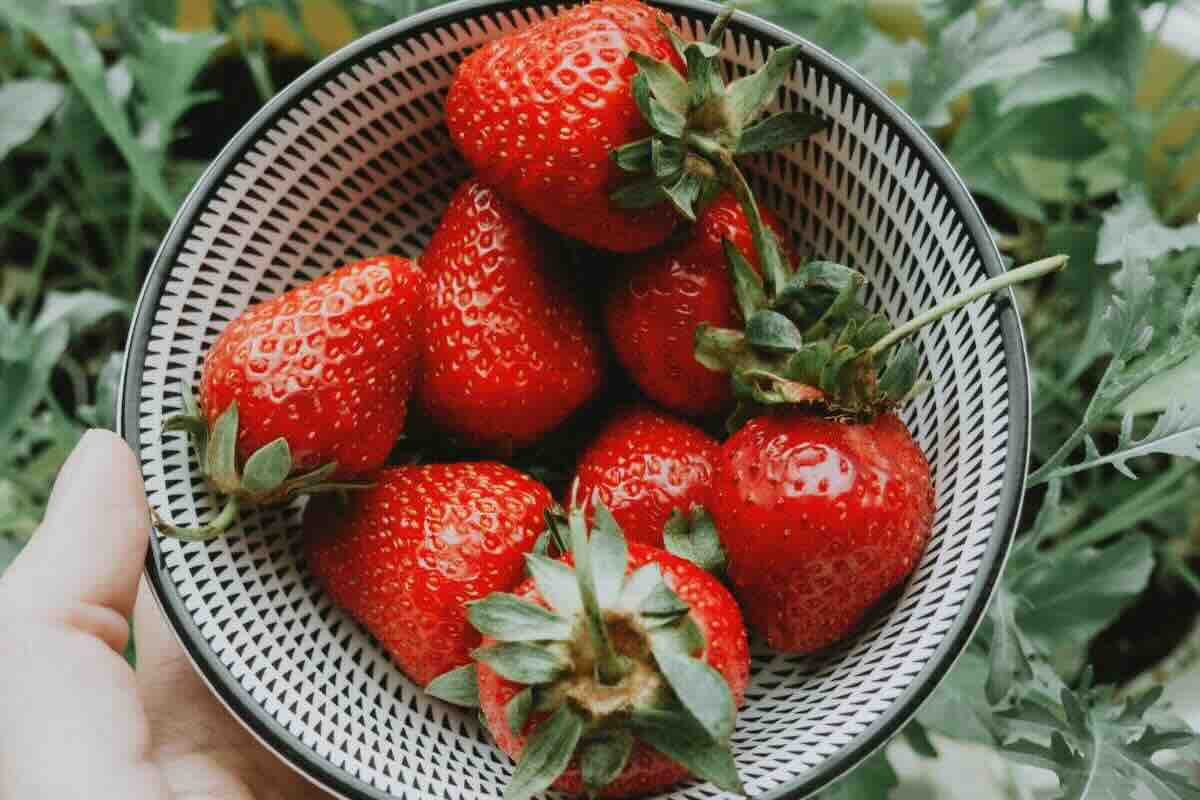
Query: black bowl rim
118 1 1030 797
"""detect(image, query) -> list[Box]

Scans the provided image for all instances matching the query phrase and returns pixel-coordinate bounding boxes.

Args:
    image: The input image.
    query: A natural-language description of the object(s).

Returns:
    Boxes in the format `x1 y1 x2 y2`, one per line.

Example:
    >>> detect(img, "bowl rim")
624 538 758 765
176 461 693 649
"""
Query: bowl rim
117 1 1030 797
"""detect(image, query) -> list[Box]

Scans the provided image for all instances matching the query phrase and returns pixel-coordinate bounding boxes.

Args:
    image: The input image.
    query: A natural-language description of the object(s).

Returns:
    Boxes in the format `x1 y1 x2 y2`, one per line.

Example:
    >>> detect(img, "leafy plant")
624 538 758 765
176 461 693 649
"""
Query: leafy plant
1 0 1200 797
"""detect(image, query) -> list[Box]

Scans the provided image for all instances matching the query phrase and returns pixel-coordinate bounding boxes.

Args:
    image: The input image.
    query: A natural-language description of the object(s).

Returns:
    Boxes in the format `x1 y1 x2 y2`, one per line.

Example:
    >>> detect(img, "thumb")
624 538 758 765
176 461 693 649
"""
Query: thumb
0 429 150 652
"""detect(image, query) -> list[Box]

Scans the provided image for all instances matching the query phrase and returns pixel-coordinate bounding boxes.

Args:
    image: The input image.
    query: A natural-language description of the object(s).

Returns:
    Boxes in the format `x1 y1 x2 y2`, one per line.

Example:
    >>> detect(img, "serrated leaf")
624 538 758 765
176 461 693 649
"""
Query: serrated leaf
984 588 1032 706
524 554 582 618
240 438 293 494
506 687 534 735
1050 402 1200 481
726 43 802 128
580 730 634 792
504 704 585 800
473 643 569 685
662 508 727 576
745 310 804 353
467 593 573 642
737 111 827 155
651 649 735 743
628 708 743 793
589 502 628 607
0 79 65 161
426 664 479 708
630 52 689 116
206 401 240 491
1096 191 1200 266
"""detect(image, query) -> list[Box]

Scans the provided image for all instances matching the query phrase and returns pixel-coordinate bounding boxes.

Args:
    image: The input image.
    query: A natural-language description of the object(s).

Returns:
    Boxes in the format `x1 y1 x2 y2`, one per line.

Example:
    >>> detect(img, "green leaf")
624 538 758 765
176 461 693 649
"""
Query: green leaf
632 72 685 139
876 341 920 403
580 730 634 792
5 2 175 216
629 707 743 793
473 643 569 685
612 138 654 174
617 563 663 612
640 581 690 621
504 704 585 800
0 79 65 161
1051 403 1200 481
1000 49 1122 112
467 593 573 642
906 6 1072 127
649 615 705 658
737 111 828 155
684 43 722 110
630 53 689 116
693 325 748 373
506 687 534 735
651 137 686 179
240 438 293 494
818 749 898 799
206 401 240 491
726 44 803 128
984 588 1032 706
32 290 127 335
426 664 480 708
524 554 582 618
662 508 727 576
1096 192 1200 265
611 176 666 210
589 503 628 607
746 310 805 353
663 171 703 221
917 647 999 746
651 649 735 743
0 322 69 451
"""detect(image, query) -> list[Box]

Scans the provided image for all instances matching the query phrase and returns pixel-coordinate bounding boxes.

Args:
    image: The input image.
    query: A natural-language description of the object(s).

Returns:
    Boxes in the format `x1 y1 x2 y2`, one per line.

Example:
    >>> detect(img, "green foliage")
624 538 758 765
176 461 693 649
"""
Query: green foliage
2 1 1200 797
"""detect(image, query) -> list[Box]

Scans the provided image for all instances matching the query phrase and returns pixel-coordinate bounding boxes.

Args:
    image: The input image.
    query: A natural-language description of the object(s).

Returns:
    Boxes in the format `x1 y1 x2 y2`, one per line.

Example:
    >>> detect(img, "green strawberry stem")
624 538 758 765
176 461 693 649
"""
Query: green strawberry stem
866 254 1069 356
568 507 627 685
151 496 240 543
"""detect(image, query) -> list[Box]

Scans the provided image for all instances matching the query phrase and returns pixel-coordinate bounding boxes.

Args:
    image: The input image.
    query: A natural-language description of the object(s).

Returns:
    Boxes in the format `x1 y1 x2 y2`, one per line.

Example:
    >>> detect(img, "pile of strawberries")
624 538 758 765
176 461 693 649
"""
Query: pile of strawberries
159 2 1058 797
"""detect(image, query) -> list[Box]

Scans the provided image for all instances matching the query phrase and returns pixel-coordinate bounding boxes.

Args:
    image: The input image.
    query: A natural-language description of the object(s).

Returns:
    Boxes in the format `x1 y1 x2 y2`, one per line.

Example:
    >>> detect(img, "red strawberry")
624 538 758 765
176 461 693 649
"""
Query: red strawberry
432 506 748 799
157 256 426 540
709 412 934 652
446 0 682 252
605 192 792 417
304 463 553 686
574 407 719 548
419 179 604 449
446 1 828 253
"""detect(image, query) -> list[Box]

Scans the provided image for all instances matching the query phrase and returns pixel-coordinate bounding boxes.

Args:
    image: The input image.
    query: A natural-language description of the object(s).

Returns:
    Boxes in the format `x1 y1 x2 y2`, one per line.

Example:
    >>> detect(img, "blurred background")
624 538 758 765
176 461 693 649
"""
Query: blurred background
2 1 1200 797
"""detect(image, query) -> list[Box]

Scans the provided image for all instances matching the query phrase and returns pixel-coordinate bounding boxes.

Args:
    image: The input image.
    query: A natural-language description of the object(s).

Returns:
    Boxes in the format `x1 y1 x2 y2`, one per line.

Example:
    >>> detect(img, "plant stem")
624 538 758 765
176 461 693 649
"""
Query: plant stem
153 495 240 542
567 511 625 685
718 152 791 294
866 255 1068 358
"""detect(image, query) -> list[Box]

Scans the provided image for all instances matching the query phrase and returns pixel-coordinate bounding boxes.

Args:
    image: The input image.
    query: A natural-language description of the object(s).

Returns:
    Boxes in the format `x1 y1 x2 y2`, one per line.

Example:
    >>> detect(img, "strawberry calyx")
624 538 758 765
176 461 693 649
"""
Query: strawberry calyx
154 391 368 541
662 506 727 578
694 162 1070 425
611 8 829 222
429 504 743 800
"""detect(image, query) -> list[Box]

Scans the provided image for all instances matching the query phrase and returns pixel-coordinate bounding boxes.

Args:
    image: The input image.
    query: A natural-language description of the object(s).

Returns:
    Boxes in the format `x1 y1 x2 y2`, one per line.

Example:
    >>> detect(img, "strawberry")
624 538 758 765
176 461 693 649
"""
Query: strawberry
446 0 828 253
157 256 426 540
431 505 748 799
710 411 934 652
574 407 719 549
419 179 604 449
605 192 792 417
303 463 554 686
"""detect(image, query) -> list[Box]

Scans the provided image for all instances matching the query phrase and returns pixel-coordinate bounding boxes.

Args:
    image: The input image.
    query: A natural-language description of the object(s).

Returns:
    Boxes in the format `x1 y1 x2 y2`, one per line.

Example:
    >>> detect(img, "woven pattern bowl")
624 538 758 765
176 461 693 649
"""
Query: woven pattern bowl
118 1 1029 797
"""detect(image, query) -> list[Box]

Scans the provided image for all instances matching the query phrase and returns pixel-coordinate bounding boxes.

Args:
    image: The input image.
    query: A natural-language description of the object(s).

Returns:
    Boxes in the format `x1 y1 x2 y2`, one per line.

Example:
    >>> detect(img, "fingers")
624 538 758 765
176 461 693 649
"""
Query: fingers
1 429 150 650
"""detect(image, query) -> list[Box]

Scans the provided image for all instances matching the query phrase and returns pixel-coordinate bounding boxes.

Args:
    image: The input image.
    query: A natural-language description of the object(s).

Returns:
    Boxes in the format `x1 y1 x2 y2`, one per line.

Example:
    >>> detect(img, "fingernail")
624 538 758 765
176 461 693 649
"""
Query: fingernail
46 430 106 516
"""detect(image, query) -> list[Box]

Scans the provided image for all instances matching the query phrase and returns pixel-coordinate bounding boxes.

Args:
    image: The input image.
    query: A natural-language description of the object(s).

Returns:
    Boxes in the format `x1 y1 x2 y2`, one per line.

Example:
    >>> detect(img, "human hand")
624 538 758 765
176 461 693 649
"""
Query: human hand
0 429 333 800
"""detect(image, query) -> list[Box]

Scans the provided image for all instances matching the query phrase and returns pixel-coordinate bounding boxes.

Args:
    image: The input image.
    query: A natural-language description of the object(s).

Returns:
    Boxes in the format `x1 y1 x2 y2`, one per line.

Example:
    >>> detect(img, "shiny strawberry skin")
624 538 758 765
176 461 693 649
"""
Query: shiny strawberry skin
303 463 554 686
199 256 425 480
476 544 749 797
710 412 934 653
445 0 684 253
605 193 792 417
419 179 604 449
574 407 719 547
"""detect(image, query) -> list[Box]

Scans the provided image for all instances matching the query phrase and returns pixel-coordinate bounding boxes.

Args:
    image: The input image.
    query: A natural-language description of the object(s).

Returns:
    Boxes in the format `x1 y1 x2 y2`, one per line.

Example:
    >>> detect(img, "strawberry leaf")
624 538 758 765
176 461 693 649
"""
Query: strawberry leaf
629 707 744 794
524 554 582 618
506 687 534 735
737 111 829 155
662 507 728 577
206 401 240 492
240 438 292 494
589 502 628 607
663 171 703 222
504 704 585 800
725 43 803 129
724 239 768 321
650 648 736 744
467 594 573 642
473 643 569 685
632 73 685 139
640 581 689 622
617 563 664 613
611 138 653 174
426 664 480 708
581 730 634 792
630 53 689 117
745 309 805 352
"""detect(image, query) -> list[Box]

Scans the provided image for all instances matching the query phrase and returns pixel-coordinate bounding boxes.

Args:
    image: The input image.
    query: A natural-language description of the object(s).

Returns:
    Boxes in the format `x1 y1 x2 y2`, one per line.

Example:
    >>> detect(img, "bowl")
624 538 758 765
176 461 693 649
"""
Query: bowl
118 1 1029 797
